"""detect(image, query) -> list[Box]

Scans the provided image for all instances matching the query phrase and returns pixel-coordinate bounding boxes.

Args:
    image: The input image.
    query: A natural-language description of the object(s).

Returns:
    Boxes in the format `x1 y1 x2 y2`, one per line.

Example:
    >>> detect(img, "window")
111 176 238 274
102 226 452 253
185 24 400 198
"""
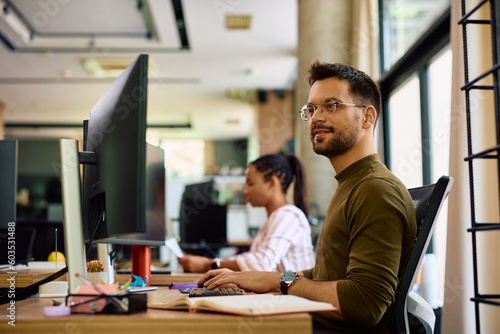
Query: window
380 8 450 186
160 140 205 179
386 47 452 188
380 6 451 308
428 47 452 181
380 0 451 71
388 73 422 188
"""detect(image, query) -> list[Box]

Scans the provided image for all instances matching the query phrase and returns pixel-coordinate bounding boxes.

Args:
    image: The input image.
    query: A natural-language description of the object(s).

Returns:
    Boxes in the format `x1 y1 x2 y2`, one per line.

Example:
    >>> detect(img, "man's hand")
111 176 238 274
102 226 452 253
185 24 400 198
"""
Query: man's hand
198 269 344 321
177 254 212 273
198 269 281 294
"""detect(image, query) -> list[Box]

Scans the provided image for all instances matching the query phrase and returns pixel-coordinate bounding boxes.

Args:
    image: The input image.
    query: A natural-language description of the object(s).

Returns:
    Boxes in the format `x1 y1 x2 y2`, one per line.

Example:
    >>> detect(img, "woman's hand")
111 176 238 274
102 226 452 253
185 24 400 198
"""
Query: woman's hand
178 254 212 273
198 269 281 294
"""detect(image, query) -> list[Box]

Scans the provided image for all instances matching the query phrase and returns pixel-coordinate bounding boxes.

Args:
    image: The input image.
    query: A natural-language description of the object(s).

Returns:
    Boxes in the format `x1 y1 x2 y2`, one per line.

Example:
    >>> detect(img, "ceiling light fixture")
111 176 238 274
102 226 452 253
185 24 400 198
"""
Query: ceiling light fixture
0 3 32 44
225 119 240 125
225 15 252 30
80 57 158 78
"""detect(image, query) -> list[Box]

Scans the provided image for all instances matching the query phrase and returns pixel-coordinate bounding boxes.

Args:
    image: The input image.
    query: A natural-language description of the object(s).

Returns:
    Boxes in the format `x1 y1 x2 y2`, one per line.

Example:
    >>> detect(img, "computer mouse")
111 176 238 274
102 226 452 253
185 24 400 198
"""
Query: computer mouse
198 278 211 288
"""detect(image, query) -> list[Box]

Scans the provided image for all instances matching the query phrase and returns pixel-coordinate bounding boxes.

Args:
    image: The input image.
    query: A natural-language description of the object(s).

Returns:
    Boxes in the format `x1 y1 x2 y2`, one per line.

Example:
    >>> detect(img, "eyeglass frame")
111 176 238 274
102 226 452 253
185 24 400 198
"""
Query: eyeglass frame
299 99 366 122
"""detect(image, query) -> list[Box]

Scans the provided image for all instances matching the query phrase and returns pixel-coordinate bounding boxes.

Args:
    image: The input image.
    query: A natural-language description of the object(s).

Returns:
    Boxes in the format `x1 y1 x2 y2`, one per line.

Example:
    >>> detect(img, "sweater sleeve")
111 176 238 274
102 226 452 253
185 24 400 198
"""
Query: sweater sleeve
336 177 412 327
235 207 304 271
302 268 314 279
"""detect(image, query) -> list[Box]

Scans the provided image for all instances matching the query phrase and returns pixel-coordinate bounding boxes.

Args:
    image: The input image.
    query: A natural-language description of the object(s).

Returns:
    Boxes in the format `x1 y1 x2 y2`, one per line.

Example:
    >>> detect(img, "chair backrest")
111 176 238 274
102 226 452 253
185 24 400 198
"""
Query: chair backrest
392 175 453 334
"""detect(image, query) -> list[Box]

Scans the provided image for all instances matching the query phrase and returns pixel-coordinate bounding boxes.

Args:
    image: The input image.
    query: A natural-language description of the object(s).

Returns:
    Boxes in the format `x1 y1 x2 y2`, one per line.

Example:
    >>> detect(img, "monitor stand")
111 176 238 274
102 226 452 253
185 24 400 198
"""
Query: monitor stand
59 139 87 294
97 243 114 284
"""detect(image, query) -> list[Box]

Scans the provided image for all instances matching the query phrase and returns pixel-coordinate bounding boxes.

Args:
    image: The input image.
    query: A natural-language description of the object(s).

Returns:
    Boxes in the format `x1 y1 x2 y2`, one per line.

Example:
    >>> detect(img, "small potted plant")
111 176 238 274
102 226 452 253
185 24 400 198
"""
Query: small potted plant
86 259 108 285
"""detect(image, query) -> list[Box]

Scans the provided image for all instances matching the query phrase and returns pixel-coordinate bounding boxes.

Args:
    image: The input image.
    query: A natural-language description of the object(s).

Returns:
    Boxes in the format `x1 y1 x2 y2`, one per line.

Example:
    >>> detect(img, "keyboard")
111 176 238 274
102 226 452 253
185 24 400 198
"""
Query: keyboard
189 287 246 298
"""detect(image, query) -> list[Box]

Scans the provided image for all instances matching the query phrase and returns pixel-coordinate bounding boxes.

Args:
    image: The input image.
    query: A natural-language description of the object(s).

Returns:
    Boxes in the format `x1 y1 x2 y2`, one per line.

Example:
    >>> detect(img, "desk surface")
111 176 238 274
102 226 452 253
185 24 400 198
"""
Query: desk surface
0 270 202 288
0 287 312 334
0 269 66 288
114 272 203 286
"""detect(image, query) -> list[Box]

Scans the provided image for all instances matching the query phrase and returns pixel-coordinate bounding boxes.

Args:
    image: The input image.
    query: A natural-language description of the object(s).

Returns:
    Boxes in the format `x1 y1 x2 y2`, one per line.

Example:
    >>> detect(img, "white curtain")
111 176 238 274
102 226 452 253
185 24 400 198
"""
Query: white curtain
351 0 383 155
351 0 380 80
441 1 500 333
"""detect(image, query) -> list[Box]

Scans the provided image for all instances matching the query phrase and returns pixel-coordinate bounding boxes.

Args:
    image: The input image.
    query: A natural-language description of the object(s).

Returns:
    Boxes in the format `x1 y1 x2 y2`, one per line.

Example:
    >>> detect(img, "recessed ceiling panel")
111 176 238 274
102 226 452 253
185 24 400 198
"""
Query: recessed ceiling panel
10 0 147 36
1 0 185 51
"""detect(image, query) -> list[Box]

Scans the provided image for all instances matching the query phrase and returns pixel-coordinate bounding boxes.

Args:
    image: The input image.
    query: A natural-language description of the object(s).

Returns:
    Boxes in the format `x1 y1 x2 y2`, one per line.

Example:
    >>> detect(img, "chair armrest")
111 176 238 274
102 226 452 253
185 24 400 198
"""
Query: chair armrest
407 290 436 333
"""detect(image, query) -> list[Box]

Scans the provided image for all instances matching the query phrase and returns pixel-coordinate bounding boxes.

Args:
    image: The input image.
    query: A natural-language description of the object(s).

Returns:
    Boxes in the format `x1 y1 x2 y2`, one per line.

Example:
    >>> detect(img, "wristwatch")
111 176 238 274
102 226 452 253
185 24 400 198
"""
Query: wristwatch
280 270 298 295
211 258 221 270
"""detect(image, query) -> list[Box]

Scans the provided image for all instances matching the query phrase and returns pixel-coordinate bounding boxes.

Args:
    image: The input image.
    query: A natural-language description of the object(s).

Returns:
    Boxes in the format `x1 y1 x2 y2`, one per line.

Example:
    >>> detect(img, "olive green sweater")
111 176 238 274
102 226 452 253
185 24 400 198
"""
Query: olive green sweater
303 154 416 334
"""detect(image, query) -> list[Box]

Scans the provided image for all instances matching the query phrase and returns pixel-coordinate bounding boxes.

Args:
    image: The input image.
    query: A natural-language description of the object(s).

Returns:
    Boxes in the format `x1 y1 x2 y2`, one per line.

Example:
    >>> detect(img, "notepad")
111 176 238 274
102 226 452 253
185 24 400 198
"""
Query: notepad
165 237 184 258
148 293 336 316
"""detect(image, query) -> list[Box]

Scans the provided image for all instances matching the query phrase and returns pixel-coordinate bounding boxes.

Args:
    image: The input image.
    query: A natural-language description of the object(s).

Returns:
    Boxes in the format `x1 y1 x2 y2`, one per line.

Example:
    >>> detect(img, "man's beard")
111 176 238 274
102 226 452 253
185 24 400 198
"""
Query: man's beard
311 124 360 158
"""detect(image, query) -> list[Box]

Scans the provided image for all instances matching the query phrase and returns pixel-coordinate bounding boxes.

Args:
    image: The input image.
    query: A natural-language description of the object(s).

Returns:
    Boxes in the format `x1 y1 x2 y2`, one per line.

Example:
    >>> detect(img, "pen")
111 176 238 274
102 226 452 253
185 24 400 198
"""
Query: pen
75 273 129 312
168 283 198 290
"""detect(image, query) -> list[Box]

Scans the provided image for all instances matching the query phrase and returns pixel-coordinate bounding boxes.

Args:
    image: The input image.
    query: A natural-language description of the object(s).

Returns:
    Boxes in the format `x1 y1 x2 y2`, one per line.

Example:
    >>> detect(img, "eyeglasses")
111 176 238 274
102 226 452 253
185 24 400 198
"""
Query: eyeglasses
299 99 366 122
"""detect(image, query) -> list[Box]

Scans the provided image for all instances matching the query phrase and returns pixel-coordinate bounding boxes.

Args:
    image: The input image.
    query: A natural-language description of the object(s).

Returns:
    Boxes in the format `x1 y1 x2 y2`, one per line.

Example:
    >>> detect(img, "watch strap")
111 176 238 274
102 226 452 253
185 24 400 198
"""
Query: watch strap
211 258 221 270
280 281 289 295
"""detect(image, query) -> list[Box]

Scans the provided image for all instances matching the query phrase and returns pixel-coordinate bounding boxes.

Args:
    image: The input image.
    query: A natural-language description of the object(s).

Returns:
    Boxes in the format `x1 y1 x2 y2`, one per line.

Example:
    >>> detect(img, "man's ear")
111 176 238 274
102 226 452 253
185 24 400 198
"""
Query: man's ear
363 106 377 129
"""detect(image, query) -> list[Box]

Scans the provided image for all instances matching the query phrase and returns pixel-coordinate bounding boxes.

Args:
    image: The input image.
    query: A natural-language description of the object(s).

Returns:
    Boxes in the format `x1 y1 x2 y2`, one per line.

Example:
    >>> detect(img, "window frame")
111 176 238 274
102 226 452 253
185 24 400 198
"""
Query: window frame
379 7 451 186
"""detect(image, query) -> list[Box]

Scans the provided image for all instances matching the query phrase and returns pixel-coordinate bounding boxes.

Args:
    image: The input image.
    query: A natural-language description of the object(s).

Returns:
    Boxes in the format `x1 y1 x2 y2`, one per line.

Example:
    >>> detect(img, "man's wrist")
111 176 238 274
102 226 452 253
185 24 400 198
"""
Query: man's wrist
279 271 298 295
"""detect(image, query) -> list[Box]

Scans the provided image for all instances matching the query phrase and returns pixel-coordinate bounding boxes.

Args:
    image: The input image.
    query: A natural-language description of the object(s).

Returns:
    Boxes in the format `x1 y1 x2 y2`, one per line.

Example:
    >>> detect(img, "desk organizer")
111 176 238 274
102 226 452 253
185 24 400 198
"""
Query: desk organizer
66 293 147 314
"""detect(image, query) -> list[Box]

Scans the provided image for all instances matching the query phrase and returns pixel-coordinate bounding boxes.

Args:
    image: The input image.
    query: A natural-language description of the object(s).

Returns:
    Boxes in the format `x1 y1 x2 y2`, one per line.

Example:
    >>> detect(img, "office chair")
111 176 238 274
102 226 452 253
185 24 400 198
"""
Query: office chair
392 175 454 334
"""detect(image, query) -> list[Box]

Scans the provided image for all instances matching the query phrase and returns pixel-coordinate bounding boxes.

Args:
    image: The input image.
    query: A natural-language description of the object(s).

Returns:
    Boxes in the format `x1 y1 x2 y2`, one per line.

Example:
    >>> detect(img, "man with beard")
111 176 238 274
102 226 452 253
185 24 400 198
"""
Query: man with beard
197 61 417 334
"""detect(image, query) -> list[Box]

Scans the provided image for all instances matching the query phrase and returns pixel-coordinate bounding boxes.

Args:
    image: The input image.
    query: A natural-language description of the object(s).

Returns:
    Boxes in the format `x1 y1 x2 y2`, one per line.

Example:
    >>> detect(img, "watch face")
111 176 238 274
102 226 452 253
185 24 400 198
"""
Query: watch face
281 271 297 283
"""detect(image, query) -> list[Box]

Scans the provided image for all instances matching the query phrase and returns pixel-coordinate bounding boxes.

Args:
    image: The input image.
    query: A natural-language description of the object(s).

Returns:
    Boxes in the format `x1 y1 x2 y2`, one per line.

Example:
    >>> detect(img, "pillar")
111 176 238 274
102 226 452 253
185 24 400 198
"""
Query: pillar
257 90 294 156
295 0 354 216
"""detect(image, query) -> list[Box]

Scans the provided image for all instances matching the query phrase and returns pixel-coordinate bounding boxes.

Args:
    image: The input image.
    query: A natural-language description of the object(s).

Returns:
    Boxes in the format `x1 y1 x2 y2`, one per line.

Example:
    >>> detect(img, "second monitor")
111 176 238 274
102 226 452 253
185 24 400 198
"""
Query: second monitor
179 180 227 249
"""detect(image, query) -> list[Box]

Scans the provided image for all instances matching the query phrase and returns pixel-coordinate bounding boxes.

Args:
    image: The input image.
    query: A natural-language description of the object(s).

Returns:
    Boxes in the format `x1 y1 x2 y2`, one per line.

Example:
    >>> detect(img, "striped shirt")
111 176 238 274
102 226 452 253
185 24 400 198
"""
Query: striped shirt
235 205 315 272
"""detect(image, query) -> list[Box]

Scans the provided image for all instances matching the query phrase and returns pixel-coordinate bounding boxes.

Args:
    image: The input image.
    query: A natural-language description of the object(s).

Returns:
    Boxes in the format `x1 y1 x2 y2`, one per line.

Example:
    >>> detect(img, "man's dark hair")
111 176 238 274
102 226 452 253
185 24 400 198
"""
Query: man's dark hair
307 60 381 123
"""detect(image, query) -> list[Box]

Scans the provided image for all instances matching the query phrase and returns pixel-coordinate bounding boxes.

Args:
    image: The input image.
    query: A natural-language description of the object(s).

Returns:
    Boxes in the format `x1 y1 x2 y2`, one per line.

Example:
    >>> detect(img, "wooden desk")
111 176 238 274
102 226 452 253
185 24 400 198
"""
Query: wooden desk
114 272 203 286
0 270 201 288
0 269 66 288
227 239 253 246
0 287 312 334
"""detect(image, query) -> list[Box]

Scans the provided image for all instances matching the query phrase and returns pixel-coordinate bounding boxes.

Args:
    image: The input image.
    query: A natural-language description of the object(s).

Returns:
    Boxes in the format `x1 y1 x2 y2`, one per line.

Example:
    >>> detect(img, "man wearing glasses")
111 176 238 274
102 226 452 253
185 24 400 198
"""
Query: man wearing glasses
199 61 417 334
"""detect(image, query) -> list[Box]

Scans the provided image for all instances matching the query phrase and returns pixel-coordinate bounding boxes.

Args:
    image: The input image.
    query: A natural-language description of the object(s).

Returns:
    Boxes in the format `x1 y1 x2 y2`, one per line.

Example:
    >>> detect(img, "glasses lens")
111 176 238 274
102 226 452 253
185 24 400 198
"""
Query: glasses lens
305 105 316 120
300 105 309 121
321 101 337 117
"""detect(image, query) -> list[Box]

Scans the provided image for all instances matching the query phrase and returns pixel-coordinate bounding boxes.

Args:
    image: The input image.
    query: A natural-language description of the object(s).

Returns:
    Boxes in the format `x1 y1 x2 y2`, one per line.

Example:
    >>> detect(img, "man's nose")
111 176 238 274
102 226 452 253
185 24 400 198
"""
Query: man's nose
310 106 325 122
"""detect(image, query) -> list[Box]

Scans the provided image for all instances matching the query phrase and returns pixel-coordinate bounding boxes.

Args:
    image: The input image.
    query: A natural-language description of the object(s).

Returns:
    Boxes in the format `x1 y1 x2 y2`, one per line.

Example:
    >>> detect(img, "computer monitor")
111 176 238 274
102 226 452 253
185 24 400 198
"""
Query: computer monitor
60 54 166 292
0 140 18 267
15 220 65 262
82 54 149 241
91 144 166 246
0 140 17 229
179 180 227 250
